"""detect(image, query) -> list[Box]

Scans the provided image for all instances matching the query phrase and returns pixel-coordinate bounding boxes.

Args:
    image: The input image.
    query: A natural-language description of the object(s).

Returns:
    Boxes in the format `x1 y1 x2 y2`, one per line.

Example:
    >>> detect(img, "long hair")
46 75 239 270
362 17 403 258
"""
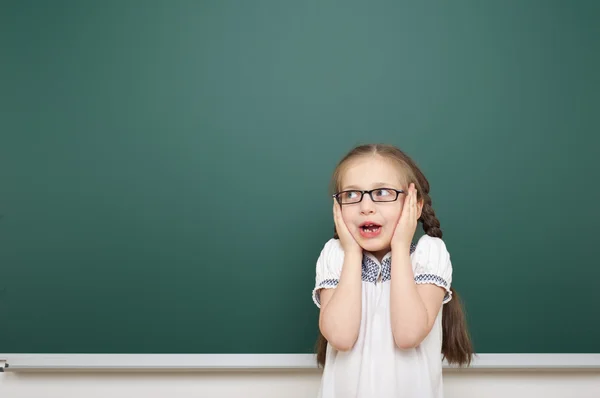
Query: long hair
315 144 473 367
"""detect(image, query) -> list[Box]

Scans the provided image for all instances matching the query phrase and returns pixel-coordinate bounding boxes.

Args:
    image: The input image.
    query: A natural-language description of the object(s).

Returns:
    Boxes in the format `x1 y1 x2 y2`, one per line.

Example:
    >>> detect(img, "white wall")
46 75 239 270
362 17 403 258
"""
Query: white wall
1 370 600 398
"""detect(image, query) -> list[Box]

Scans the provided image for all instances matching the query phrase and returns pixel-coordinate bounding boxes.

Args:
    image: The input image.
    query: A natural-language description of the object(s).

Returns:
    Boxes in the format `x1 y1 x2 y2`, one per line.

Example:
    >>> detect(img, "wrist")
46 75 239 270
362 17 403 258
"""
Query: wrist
391 242 412 255
344 249 363 263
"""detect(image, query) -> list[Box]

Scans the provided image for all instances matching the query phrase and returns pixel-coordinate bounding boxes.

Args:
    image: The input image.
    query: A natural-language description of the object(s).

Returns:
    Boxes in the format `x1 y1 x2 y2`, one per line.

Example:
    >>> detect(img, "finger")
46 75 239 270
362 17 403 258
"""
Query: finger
414 191 419 222
413 187 417 205
408 189 414 219
399 194 411 226
334 200 344 231
333 199 339 225
402 193 410 221
413 189 417 220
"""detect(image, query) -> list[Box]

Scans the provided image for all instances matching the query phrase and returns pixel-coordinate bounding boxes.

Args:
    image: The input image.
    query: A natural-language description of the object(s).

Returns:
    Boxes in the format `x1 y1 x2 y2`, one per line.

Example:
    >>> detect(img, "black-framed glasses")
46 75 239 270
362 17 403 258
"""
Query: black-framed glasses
333 188 405 205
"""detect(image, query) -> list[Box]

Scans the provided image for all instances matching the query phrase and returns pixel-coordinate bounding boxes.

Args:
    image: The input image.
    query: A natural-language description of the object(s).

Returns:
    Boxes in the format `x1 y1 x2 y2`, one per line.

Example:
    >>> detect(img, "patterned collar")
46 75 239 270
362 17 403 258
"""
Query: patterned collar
361 243 416 283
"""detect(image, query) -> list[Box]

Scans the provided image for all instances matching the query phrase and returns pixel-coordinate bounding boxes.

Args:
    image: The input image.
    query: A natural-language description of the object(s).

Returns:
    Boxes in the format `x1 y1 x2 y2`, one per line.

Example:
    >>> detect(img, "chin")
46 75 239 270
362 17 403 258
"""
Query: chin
358 238 391 254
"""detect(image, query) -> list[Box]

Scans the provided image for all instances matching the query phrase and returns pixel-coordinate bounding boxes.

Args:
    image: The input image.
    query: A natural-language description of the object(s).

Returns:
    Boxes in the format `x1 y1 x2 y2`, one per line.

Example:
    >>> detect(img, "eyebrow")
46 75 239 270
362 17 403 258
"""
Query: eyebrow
341 182 399 191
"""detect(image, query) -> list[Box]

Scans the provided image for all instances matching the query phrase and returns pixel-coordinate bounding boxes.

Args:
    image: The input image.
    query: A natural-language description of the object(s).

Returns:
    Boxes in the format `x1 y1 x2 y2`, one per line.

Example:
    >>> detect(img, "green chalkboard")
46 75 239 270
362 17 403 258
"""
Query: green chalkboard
1 1 599 355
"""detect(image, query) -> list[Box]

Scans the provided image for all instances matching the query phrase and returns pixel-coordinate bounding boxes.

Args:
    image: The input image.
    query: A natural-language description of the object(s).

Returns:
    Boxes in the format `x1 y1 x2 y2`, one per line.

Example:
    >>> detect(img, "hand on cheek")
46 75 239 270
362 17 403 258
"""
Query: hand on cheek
391 183 419 252
333 199 363 256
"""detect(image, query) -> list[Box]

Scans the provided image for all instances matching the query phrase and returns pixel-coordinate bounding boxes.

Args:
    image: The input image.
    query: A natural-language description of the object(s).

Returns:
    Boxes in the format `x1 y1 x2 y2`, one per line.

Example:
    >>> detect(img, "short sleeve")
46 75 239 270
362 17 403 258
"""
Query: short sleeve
412 235 453 304
311 238 345 308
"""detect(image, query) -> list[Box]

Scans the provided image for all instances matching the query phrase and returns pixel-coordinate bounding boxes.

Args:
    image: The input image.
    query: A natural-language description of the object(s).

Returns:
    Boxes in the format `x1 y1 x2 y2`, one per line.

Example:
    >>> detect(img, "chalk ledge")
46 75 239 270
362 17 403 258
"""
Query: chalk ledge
1 354 600 371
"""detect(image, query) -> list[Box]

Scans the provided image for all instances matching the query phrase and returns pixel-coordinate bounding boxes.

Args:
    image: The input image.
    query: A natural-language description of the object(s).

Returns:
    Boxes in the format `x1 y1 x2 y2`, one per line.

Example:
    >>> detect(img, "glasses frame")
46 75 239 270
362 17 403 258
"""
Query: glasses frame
332 188 405 205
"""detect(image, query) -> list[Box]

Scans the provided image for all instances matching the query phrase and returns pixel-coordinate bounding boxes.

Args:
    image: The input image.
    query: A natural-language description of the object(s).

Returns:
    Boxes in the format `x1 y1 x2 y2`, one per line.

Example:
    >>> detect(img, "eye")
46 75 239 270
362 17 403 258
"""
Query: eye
373 189 393 197
338 190 362 203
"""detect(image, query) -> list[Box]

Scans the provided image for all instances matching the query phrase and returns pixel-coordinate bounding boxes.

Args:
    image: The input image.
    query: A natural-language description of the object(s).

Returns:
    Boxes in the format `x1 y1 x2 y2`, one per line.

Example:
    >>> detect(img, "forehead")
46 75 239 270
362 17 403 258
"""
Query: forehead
341 155 405 189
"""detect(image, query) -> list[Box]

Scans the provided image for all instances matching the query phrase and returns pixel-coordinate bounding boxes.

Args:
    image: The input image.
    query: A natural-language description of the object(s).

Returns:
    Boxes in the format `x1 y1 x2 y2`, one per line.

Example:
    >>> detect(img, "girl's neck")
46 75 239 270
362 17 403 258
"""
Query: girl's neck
368 248 390 263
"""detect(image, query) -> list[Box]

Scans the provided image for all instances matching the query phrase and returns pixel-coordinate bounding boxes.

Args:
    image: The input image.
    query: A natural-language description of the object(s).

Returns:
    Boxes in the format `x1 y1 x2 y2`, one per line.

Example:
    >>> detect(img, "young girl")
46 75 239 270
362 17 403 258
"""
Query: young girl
311 144 473 398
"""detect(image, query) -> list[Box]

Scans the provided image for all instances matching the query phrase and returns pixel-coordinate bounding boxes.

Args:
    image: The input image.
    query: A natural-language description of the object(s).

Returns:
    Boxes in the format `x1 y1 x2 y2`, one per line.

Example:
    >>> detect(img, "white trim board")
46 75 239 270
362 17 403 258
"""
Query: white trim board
1 354 599 371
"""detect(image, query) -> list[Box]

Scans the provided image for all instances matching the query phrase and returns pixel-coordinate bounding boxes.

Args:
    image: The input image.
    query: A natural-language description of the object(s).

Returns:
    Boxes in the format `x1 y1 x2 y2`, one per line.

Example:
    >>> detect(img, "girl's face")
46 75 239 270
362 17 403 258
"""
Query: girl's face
339 155 407 259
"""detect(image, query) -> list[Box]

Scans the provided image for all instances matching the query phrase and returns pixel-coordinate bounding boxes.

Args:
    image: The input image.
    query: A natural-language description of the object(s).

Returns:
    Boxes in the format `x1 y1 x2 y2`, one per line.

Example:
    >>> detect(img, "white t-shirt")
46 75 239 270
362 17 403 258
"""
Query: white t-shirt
312 234 453 398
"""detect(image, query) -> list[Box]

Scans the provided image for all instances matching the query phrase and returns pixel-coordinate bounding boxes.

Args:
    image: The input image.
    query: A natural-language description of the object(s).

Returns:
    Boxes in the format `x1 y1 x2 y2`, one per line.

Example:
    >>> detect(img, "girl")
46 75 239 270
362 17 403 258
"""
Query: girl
311 144 473 398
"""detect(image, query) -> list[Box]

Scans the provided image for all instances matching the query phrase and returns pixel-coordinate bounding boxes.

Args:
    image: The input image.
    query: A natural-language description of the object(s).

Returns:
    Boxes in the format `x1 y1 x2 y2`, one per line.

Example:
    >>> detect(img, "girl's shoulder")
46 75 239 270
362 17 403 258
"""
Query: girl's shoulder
412 234 453 302
413 234 450 255
318 238 344 259
312 238 345 308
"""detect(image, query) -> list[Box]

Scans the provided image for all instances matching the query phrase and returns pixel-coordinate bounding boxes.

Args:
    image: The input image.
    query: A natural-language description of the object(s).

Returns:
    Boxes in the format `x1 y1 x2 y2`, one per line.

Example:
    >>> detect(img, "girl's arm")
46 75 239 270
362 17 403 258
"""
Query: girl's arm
389 251 445 349
318 250 363 351
389 185 450 349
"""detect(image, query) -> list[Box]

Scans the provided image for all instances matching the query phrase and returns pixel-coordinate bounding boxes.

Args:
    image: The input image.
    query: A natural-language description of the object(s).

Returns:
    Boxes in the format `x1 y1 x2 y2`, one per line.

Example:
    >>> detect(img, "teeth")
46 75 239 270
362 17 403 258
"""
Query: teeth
363 226 380 232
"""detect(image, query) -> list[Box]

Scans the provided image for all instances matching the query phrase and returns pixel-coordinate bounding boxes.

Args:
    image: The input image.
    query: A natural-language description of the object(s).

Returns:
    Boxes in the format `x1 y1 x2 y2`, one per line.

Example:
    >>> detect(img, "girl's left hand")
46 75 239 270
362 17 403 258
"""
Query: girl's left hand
391 183 419 252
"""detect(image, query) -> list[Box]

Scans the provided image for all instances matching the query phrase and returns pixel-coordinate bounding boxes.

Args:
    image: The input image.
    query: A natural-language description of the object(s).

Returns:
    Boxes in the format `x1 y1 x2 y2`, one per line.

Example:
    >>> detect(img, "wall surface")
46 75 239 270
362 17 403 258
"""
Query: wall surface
1 370 600 398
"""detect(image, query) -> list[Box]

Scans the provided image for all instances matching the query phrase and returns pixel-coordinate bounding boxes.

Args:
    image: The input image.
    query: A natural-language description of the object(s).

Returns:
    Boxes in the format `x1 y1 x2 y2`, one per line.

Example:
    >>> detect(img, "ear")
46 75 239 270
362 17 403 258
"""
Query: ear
416 199 424 219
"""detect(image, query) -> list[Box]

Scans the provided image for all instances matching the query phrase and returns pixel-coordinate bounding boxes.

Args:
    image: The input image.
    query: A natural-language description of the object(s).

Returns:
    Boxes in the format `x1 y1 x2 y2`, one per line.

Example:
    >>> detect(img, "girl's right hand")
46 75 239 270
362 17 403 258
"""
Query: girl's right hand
333 198 363 257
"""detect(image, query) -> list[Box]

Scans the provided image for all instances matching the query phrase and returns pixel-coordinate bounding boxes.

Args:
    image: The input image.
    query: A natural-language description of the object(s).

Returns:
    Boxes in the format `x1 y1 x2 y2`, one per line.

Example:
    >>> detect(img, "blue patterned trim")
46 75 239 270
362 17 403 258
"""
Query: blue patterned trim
362 256 380 283
365 242 417 283
380 257 391 282
414 273 448 287
318 278 339 289
414 273 452 303
312 278 339 307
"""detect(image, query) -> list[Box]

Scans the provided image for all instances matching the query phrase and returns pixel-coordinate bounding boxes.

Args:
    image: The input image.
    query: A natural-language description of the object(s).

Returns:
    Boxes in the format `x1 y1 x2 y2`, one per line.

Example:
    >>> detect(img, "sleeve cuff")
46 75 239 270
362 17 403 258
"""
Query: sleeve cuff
312 278 339 308
414 273 452 304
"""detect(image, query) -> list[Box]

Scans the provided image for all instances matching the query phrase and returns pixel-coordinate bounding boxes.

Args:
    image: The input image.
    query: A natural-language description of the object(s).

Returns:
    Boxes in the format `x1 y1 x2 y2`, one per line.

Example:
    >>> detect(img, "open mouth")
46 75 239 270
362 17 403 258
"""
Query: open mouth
359 222 382 237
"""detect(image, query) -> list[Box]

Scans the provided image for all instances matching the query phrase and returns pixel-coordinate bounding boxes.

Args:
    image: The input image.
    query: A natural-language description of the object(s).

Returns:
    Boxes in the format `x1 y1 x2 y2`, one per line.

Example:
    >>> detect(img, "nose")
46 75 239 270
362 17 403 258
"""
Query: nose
359 193 376 215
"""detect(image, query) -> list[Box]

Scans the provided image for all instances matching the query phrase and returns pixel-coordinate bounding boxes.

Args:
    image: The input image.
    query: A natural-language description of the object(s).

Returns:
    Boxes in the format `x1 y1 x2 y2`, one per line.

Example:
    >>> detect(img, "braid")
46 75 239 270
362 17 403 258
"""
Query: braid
420 192 442 238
